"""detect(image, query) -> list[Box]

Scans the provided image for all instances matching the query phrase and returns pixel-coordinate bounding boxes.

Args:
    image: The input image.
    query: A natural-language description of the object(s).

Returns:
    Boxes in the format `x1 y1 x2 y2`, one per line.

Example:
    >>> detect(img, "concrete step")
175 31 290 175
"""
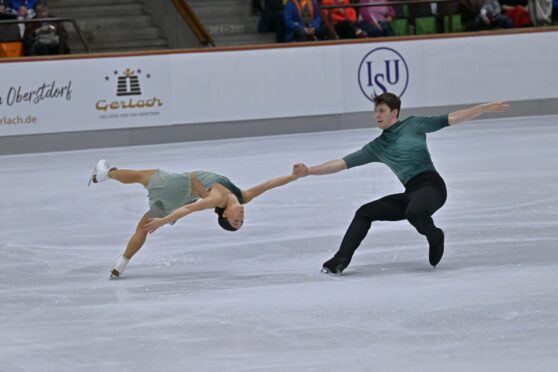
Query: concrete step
47 0 169 53
70 37 167 52
205 18 259 35
188 0 274 46
188 0 250 6
73 43 166 53
49 4 145 18
75 15 152 32
191 1 253 19
47 0 140 7
91 37 167 49
213 33 276 47
68 27 160 43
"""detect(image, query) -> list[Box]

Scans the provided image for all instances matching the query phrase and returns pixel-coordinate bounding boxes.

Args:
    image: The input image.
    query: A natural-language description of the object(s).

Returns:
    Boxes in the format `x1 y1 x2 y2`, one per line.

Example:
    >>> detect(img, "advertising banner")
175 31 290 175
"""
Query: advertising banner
1 31 557 137
0 55 173 136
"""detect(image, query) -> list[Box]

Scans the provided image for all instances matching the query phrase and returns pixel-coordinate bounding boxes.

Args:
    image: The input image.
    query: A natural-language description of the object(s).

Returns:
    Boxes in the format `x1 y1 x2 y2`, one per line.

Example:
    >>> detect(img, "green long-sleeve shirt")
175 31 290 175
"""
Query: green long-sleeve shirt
343 115 450 185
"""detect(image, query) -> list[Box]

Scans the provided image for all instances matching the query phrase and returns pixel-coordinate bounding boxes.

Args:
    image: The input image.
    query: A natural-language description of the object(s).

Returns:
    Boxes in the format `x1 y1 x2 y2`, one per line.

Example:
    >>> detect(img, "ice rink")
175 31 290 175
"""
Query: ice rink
1 114 557 372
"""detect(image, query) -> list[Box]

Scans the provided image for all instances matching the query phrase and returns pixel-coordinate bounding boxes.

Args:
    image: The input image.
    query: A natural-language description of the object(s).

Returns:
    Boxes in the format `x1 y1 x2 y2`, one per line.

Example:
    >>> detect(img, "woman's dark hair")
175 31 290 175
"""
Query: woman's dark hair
214 207 238 232
373 93 401 117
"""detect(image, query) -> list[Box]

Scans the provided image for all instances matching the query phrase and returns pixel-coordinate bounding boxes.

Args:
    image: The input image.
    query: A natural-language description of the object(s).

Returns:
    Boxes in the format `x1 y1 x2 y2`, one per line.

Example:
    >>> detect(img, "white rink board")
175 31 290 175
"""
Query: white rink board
1 31 557 136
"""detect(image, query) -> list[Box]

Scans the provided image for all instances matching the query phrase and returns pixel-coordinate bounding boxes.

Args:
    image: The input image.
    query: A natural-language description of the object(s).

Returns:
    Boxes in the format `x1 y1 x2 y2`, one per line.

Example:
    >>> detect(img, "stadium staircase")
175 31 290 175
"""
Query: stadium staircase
47 0 167 53
47 0 274 54
187 0 275 46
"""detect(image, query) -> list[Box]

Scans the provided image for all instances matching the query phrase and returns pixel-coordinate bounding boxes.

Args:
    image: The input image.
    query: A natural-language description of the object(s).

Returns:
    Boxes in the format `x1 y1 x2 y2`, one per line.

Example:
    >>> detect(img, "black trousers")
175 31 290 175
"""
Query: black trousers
338 171 447 258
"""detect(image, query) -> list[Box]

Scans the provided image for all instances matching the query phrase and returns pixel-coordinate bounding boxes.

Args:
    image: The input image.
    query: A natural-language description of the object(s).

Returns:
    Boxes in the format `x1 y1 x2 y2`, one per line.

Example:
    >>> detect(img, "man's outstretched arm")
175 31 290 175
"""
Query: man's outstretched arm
293 159 347 177
448 101 509 125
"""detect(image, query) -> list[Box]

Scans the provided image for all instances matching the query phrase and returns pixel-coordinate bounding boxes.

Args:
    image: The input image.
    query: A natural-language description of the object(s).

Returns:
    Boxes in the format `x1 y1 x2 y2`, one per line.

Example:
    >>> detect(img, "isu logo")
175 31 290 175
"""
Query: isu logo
358 47 409 102
96 68 163 112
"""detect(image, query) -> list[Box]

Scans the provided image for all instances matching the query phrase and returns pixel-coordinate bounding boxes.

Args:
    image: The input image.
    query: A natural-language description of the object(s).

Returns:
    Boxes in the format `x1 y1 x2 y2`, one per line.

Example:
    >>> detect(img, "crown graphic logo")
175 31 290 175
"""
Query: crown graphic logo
116 68 142 96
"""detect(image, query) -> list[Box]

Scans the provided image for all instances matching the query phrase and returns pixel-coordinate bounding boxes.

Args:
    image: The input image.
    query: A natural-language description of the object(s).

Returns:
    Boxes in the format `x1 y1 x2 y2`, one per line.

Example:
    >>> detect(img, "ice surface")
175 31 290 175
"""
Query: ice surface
1 115 557 371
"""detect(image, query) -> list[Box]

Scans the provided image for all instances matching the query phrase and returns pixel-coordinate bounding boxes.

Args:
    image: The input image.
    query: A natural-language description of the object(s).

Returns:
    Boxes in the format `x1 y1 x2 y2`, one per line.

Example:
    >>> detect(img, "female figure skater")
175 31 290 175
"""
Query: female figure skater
89 160 299 278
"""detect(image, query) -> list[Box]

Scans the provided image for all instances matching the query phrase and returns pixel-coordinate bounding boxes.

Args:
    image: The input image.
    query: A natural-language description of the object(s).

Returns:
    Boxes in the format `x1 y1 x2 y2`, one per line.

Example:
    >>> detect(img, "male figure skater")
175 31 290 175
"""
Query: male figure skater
293 93 509 275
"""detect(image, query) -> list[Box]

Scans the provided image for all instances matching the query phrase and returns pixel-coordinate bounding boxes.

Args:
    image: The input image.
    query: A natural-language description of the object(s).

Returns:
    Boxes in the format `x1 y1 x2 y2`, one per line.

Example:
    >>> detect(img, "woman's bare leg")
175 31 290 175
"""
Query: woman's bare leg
111 213 150 278
108 169 156 187
123 213 150 259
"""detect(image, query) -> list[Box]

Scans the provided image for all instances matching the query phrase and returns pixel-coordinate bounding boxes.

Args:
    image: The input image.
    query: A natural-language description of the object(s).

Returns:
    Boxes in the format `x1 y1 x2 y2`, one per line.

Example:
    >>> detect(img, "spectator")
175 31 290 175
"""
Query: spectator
252 0 263 14
0 0 23 57
527 0 552 25
0 0 15 18
23 3 69 56
0 0 18 39
469 0 513 30
284 0 327 41
15 3 34 39
13 0 37 38
502 3 531 27
460 0 485 29
320 0 370 38
553 0 558 23
407 0 437 29
0 0 9 12
358 0 396 36
11 0 36 9
258 0 287 42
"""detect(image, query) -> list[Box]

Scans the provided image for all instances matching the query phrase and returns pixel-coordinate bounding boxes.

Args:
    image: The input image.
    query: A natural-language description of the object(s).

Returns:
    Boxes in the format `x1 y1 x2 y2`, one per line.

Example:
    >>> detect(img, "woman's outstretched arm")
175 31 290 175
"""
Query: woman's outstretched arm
242 174 299 204
292 159 347 177
142 190 222 234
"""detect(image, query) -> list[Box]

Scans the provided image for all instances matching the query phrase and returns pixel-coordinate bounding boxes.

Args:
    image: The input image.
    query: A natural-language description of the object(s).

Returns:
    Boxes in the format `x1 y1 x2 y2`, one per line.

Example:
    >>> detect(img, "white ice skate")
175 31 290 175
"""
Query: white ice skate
110 255 130 279
88 159 114 186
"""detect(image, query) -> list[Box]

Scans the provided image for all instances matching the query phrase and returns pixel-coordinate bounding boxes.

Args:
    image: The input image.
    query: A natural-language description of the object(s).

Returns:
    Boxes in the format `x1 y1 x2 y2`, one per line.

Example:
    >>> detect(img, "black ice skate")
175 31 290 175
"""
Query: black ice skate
429 230 445 267
321 254 351 277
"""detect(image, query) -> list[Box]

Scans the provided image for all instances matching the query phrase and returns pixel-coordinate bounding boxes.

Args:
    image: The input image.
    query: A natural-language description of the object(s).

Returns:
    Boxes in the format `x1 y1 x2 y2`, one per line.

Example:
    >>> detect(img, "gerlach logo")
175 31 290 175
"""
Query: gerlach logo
96 68 162 113
115 68 142 96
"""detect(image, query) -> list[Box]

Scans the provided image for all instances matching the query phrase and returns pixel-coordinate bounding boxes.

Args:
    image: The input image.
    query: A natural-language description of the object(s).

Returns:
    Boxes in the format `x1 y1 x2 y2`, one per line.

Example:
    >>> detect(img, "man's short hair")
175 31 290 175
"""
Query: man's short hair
373 93 401 117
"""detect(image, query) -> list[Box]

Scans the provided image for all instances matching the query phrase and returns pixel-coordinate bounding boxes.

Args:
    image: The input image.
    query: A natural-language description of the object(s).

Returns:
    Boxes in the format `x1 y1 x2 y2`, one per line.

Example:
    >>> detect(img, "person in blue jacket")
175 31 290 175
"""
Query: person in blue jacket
11 0 36 10
284 0 326 41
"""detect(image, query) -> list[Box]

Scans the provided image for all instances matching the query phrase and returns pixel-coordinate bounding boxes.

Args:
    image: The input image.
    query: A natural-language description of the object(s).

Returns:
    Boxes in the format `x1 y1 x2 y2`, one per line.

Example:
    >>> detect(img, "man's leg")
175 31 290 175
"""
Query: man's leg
404 183 447 267
112 213 150 278
323 193 407 275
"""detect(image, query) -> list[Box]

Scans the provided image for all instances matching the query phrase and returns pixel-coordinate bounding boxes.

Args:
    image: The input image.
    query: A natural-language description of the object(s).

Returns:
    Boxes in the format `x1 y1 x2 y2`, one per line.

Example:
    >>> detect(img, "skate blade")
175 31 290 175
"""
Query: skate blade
87 164 97 186
109 269 120 280
321 268 342 277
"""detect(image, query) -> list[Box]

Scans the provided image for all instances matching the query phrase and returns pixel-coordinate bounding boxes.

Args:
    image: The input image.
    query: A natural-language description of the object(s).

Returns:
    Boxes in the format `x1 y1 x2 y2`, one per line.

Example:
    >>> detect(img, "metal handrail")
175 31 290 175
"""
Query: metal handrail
320 0 456 36
171 0 215 47
0 17 91 53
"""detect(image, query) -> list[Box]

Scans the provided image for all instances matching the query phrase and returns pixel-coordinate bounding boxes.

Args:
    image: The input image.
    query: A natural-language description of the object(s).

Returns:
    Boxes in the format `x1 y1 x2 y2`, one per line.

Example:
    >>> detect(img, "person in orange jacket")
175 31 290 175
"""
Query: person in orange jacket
320 0 372 38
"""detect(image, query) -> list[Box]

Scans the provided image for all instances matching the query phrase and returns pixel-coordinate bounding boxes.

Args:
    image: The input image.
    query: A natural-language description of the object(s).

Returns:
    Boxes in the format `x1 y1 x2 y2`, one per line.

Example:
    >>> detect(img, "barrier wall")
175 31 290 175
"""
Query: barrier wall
1 30 557 152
